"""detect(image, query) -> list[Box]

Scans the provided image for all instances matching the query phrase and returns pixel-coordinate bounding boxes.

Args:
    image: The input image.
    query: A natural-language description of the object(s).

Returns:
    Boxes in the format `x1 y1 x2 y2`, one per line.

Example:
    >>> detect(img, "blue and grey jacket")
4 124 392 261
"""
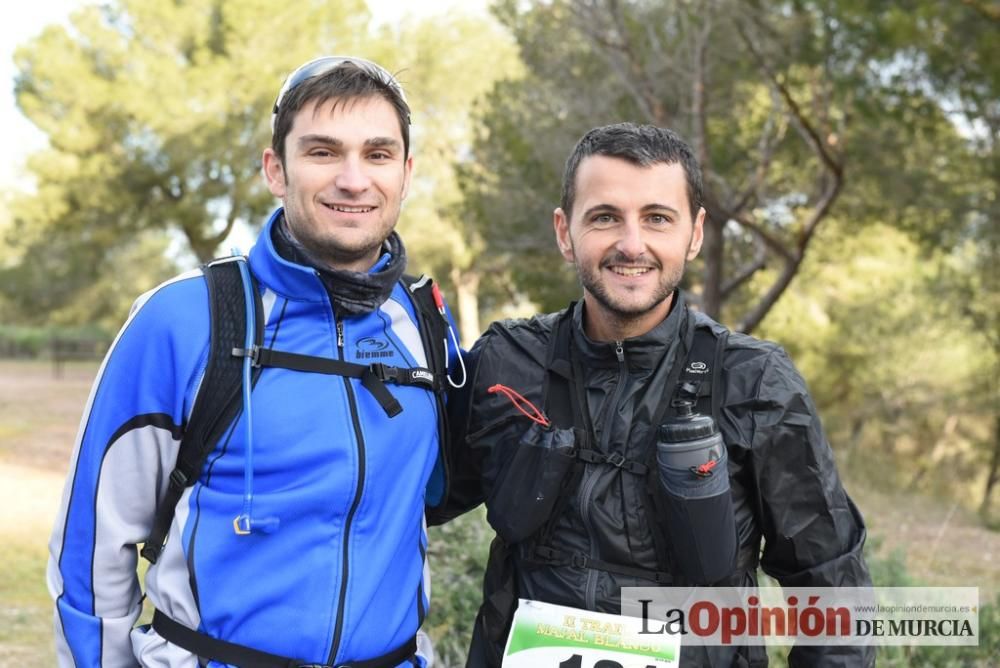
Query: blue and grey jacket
48 210 454 667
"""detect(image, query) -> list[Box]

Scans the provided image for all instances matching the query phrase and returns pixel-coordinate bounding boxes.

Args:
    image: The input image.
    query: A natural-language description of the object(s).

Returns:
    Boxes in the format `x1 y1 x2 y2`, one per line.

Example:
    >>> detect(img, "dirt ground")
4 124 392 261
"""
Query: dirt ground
3 358 999 662
0 359 98 537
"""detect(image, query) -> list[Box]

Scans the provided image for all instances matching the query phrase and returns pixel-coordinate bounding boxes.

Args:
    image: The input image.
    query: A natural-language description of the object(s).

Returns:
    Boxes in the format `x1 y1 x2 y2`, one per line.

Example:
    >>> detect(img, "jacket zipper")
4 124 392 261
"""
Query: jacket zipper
579 339 627 610
327 316 366 664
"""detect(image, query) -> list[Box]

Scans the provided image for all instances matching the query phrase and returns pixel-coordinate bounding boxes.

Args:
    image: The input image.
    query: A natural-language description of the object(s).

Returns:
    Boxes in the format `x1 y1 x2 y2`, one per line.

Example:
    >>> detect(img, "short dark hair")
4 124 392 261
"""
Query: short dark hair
560 123 703 220
271 62 411 163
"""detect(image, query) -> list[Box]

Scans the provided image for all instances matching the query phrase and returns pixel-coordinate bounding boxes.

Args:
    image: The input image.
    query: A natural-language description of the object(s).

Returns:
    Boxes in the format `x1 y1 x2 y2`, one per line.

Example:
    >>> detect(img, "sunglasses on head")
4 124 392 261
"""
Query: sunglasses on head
271 56 408 132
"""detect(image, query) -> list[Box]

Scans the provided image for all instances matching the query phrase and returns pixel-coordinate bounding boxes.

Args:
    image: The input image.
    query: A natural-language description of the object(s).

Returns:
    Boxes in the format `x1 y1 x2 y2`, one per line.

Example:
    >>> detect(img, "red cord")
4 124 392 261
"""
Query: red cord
695 459 718 476
431 283 446 315
488 384 551 427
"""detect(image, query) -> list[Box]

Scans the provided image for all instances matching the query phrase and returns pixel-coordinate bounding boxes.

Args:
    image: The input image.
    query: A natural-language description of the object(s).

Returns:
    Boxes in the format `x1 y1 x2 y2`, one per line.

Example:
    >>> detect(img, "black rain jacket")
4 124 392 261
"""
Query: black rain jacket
441 292 873 667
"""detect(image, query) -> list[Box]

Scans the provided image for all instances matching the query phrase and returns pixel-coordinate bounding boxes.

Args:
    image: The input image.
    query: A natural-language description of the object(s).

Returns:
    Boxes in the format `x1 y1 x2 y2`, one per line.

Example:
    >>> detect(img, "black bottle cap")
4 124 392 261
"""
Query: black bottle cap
660 411 716 442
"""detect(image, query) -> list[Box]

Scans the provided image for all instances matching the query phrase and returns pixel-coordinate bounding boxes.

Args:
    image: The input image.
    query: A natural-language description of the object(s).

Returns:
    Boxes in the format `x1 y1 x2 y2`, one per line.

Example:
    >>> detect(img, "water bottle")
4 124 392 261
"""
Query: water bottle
657 402 726 473
656 402 737 584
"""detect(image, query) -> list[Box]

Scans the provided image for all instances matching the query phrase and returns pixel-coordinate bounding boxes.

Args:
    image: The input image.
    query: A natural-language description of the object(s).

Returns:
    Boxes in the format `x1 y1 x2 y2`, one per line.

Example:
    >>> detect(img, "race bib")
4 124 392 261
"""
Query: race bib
502 599 680 668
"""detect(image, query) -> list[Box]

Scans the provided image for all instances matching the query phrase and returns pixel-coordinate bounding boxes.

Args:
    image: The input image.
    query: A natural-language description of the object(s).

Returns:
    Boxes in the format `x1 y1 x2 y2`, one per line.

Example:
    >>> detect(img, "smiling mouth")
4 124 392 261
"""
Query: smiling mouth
324 203 376 213
608 266 654 277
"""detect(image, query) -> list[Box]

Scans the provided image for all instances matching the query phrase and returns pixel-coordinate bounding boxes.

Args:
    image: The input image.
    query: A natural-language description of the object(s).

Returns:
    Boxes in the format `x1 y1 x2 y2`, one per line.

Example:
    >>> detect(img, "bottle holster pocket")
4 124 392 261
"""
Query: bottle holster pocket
656 445 737 584
487 422 576 543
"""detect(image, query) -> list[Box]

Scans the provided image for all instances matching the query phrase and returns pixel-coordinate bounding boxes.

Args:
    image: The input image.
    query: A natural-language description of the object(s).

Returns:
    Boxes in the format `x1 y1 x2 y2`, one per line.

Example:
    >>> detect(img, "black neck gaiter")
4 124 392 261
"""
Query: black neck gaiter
272 214 407 315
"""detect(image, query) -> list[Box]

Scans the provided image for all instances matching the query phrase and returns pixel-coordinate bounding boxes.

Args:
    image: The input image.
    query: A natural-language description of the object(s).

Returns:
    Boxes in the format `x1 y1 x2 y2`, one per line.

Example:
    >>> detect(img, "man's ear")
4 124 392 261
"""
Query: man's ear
687 206 706 261
262 148 286 198
553 207 575 262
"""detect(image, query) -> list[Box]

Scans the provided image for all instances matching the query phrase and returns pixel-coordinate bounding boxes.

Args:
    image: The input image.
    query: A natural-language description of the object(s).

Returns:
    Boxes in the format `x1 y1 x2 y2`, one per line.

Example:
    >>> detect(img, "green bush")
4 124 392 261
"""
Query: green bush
0 325 110 359
766 539 999 667
426 508 492 666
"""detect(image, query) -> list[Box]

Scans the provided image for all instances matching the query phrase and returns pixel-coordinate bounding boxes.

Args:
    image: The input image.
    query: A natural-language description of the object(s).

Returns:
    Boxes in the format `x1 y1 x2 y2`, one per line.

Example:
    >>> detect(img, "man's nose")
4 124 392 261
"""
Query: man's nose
615 219 645 258
335 157 372 193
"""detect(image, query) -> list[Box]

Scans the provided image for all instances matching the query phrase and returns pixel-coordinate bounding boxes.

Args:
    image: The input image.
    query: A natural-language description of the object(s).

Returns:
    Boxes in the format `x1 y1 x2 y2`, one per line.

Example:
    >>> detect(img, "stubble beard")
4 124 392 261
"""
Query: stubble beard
283 180 399 272
576 251 687 326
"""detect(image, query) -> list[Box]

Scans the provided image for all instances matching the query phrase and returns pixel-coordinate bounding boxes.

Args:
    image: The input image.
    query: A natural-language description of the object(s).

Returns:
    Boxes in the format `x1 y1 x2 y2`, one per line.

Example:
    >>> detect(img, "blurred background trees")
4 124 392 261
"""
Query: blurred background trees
1 0 520 333
1 0 997 662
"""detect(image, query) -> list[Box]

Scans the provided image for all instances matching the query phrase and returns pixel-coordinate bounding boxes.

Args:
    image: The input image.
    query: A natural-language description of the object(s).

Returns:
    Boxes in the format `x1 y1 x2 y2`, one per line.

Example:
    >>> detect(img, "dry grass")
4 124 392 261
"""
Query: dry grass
0 360 92 664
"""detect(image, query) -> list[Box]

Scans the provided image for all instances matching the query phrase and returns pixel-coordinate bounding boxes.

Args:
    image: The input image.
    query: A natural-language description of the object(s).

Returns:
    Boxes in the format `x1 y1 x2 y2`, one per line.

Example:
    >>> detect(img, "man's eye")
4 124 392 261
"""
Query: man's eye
593 214 616 224
310 149 334 158
649 214 669 224
369 151 391 160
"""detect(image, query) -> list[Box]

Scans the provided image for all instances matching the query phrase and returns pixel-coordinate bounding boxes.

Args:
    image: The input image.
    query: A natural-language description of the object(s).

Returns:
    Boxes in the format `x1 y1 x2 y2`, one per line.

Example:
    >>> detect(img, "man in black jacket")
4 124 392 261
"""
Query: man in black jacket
444 123 873 666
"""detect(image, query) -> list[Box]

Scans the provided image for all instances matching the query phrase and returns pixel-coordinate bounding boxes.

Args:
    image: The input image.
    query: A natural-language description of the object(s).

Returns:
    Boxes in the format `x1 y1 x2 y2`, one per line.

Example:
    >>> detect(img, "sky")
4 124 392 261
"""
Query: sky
0 0 485 194
0 0 82 191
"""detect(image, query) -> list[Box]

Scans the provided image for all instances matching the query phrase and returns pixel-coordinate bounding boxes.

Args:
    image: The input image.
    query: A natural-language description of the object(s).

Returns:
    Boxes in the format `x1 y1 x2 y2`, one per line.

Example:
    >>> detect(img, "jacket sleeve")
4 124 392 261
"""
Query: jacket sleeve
47 280 204 667
426 337 489 525
749 348 874 667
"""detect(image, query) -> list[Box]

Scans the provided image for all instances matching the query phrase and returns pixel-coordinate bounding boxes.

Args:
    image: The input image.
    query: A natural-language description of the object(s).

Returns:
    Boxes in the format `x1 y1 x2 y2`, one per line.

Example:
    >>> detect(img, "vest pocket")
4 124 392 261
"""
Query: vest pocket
656 445 738 583
487 422 575 543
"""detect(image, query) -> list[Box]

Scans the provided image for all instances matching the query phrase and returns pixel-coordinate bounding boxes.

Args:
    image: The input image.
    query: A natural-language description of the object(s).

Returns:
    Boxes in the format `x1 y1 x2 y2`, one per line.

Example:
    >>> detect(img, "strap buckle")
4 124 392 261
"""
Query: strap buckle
369 363 400 383
570 552 588 568
605 452 626 468
168 468 189 489
232 345 261 367
534 545 558 561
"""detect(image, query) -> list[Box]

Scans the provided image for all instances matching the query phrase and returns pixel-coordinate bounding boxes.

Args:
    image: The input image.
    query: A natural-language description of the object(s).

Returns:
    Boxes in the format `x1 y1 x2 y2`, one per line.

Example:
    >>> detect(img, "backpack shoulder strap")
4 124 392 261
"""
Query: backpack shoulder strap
141 257 262 563
642 313 729 578
666 318 729 423
402 273 451 508
542 305 578 431
402 274 448 386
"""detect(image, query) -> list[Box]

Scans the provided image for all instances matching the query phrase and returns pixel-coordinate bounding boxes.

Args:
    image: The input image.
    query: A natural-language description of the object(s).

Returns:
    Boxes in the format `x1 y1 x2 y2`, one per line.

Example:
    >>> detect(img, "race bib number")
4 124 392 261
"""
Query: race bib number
502 599 680 668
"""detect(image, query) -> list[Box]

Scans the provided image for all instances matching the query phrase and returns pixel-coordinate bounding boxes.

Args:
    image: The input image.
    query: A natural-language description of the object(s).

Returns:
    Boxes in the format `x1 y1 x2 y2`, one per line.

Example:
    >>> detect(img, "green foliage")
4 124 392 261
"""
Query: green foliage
757 219 997 510
379 10 522 341
459 0 857 315
874 577 1000 667
426 508 492 666
766 538 1000 667
864 536 917 588
3 1 519 335
458 0 997 339
5 0 374 325
0 324 110 358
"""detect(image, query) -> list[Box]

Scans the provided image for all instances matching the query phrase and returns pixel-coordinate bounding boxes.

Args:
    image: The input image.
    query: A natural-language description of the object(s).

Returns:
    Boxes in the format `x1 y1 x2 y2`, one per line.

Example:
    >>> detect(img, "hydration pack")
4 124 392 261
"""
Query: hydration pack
141 256 451 564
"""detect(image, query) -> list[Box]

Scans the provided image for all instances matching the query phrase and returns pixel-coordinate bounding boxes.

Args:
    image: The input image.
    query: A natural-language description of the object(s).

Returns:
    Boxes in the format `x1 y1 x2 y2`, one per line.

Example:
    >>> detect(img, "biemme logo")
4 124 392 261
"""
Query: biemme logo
356 337 394 360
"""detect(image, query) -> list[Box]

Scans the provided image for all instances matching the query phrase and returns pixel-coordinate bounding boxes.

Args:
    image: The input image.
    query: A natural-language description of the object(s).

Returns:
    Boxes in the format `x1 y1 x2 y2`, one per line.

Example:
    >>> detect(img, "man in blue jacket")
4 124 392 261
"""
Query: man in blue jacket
48 56 455 667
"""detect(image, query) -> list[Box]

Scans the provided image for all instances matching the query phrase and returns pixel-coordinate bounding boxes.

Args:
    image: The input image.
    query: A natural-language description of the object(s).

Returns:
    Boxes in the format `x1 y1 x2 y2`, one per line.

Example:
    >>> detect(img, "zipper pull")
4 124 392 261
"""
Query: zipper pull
336 319 345 350
614 340 625 363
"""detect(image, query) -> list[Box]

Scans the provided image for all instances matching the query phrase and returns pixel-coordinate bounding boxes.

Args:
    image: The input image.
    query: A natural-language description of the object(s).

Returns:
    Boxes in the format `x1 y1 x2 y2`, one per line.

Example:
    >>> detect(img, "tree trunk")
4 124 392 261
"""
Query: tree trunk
450 266 481 347
980 414 1000 517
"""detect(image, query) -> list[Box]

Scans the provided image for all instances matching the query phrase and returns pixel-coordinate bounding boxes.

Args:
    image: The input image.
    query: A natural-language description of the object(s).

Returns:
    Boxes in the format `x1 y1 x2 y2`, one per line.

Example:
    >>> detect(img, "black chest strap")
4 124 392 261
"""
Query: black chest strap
233 344 440 418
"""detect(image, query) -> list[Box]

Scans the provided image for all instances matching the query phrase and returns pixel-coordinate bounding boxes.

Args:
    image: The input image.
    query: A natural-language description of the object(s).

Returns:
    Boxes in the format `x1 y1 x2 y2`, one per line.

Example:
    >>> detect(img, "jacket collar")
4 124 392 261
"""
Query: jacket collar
248 208 329 303
570 291 688 370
